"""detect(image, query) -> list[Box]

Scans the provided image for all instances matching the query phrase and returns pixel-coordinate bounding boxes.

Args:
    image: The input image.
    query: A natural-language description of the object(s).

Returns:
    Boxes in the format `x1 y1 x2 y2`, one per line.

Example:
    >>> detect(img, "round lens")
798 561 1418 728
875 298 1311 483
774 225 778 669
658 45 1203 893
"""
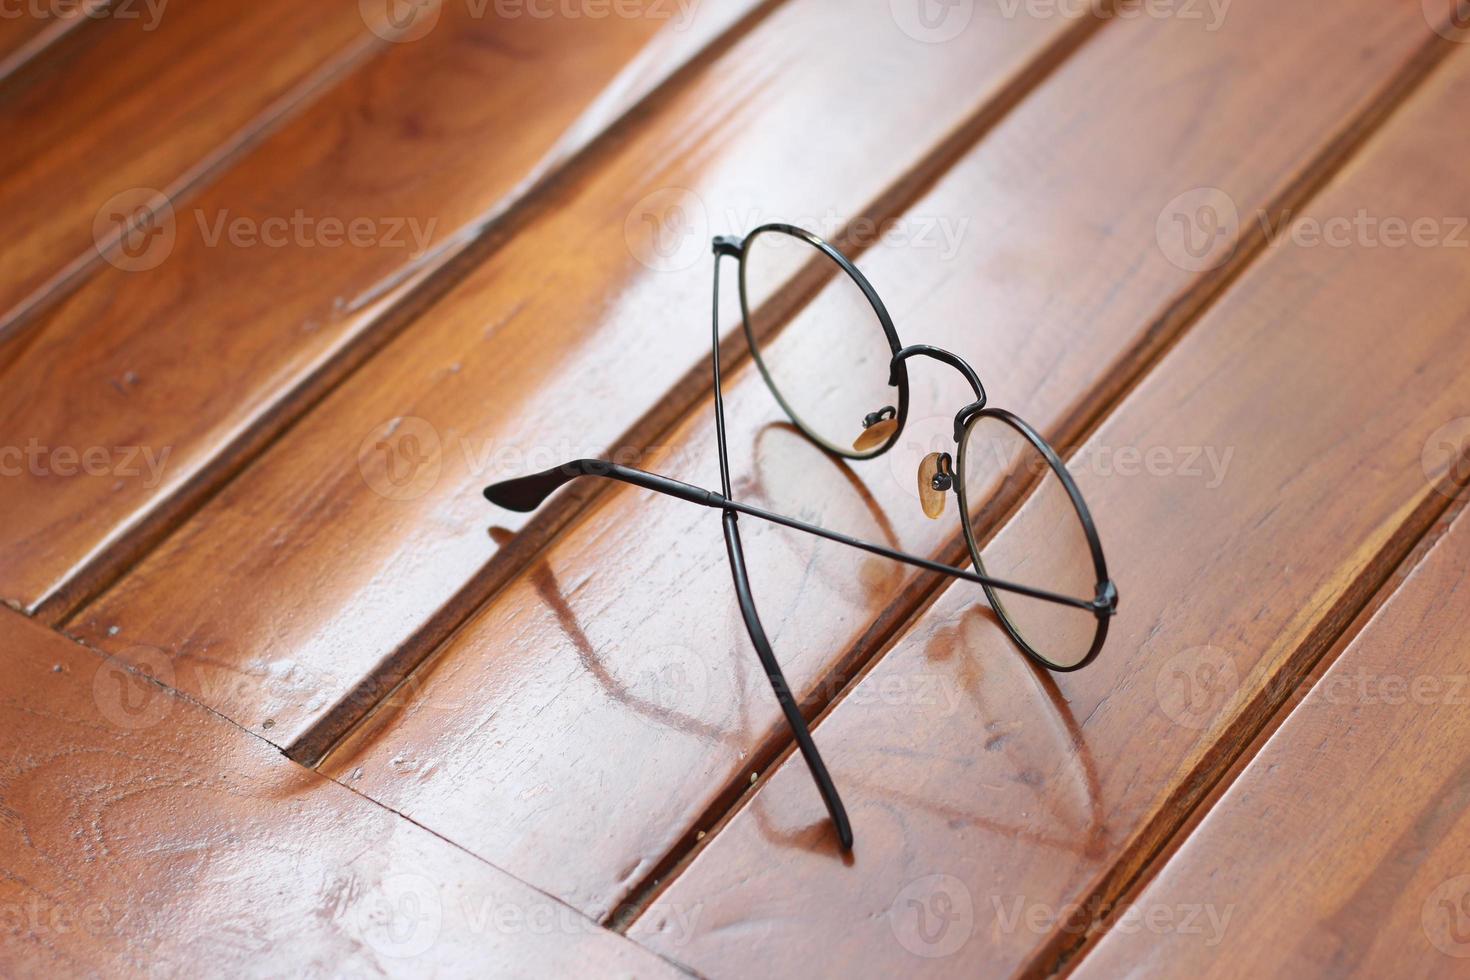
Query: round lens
957 412 1103 669
740 227 901 459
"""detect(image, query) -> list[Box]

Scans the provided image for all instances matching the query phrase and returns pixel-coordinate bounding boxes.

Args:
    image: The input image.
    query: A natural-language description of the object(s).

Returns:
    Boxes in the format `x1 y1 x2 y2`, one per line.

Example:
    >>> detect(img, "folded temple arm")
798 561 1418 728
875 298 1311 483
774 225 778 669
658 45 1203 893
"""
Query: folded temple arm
485 460 1112 615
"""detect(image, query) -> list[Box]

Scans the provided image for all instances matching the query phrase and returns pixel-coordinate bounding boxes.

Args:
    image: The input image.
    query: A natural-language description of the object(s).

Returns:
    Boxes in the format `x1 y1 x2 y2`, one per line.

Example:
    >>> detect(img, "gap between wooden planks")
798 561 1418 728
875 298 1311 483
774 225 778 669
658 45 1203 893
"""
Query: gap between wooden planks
626 37 1470 978
313 0 1454 927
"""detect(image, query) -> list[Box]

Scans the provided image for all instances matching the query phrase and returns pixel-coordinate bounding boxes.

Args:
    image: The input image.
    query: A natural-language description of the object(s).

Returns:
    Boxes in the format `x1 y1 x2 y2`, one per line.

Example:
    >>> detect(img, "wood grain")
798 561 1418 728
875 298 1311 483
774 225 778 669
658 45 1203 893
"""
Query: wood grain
317 0 1445 922
0 0 381 339
626 42 1470 977
70 0 1093 752
1071 499 1470 978
0 0 760 617
0 608 685 978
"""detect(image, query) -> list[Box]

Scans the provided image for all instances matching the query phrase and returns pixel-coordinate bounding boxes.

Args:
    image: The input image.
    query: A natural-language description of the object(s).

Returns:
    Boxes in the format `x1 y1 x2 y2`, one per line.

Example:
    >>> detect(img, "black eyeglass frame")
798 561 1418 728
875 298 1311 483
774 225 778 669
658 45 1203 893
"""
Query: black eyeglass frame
483 224 1117 852
736 223 911 461
725 223 1113 670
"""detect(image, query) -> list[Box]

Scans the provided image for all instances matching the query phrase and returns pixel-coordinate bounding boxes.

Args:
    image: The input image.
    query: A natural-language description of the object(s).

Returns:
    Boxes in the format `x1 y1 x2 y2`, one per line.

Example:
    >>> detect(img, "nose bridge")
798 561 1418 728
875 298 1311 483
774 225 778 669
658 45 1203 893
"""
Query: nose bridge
888 344 987 440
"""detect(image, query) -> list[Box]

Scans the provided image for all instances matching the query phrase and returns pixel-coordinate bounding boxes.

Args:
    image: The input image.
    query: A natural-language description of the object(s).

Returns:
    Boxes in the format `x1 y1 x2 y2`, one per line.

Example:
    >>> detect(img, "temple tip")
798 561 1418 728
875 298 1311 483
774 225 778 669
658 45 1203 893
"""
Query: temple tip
482 477 545 512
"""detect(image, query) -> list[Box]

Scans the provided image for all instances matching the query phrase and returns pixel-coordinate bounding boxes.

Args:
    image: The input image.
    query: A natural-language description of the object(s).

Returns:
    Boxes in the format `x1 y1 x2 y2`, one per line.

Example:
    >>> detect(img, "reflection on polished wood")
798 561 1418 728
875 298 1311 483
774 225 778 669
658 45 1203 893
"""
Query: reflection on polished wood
0 0 755 619
1 0 1466 974
631 43 1470 977
321 0 1441 930
71 0 1087 755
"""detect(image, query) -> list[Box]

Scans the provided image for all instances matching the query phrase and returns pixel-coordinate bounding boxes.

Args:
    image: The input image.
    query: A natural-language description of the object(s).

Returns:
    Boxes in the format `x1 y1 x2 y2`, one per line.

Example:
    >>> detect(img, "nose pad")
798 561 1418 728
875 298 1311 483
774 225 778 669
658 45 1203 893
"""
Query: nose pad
852 406 898 452
917 452 953 520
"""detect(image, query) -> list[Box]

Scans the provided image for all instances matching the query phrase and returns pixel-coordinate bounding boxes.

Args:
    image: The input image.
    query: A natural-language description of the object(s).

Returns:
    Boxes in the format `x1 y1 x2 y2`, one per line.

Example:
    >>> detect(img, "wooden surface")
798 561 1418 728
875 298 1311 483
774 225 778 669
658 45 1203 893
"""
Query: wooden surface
0 608 683 977
1072 499 1470 977
629 35 1470 977
70 0 1090 753
317 0 1443 922
0 0 381 340
0 0 756 618
0 0 95 81
3 0 1468 975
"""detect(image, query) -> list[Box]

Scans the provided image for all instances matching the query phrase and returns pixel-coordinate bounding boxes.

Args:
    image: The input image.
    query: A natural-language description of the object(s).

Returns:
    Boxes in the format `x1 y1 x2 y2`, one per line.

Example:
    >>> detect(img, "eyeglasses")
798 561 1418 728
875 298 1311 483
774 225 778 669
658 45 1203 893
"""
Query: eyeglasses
484 223 1117 850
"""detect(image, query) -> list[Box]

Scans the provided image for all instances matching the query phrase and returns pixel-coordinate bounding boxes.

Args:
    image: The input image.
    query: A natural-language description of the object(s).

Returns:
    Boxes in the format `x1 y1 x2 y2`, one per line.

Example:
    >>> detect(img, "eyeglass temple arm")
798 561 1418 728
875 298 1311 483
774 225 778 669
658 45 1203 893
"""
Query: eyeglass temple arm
720 507 853 851
482 460 1113 615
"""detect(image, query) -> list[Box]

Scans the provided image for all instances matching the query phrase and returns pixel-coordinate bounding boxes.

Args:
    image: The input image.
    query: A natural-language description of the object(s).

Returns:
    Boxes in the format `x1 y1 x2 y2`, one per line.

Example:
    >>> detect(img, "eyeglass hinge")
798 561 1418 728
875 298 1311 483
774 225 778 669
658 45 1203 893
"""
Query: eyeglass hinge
712 235 744 257
1094 581 1119 616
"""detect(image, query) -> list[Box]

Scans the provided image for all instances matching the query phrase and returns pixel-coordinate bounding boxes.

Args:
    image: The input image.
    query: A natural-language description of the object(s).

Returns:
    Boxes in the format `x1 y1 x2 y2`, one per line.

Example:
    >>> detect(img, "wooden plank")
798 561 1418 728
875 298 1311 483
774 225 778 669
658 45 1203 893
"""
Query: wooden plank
0 0 761 615
0 0 384 339
0 609 685 977
315 0 1447 921
69 0 1097 750
625 41 1470 977
1071 501 1470 978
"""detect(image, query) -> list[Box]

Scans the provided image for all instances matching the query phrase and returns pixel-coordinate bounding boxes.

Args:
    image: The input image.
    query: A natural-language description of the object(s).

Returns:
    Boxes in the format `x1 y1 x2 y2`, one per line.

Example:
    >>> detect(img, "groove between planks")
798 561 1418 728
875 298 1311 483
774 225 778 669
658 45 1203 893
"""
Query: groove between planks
0 607 693 977
1064 479 1470 978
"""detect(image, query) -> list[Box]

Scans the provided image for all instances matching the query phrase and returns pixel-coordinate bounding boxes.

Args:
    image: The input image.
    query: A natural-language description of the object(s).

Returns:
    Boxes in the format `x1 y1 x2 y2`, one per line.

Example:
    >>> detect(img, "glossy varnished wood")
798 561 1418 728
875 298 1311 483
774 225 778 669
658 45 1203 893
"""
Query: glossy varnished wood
0 608 685 978
0 0 380 339
0 6 64 67
317 0 1443 922
71 0 1092 752
0 0 96 81
627 42 1470 977
0 0 757 617
1072 501 1470 977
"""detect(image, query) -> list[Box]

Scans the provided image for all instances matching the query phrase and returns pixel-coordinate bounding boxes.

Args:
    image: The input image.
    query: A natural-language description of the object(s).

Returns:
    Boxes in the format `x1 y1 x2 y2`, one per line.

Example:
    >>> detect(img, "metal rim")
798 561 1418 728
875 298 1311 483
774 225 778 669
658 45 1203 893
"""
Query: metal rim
954 407 1110 672
737 223 908 460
